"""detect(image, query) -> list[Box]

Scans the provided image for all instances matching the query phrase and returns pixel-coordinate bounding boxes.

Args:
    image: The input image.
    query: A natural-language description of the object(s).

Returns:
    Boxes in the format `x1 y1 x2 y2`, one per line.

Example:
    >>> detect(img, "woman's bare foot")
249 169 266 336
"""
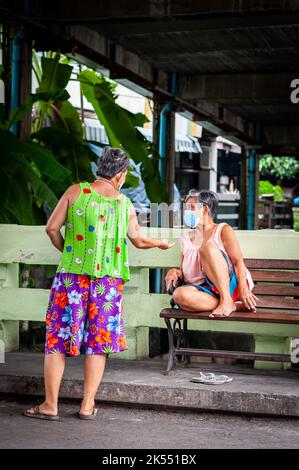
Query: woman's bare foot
25 401 58 416
209 299 236 317
79 399 96 416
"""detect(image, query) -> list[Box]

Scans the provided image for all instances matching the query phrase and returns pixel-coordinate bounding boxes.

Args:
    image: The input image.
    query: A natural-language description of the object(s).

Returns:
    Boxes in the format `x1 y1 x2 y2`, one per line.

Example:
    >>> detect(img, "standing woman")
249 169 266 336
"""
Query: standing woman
24 147 174 420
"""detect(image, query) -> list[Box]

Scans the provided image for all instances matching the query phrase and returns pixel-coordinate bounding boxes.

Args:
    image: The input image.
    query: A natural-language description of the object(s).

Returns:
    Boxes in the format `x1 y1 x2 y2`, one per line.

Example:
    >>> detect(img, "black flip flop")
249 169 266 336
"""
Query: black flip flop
23 405 60 421
77 407 98 420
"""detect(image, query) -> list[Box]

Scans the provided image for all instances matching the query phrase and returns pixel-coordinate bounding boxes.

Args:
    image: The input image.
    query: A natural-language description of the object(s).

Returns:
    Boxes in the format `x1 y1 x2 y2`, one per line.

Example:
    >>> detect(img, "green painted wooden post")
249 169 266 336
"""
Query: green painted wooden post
254 335 292 370
0 263 19 351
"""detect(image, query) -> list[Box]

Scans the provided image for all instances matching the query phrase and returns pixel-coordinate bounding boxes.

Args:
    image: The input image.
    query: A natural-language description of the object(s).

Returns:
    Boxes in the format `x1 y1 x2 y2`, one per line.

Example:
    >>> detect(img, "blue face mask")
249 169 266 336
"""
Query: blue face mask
183 210 199 228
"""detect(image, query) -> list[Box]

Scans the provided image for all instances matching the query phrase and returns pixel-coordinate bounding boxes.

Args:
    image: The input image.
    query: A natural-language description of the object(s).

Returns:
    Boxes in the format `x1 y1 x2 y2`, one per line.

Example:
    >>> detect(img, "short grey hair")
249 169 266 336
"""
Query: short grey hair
96 146 130 178
185 189 219 219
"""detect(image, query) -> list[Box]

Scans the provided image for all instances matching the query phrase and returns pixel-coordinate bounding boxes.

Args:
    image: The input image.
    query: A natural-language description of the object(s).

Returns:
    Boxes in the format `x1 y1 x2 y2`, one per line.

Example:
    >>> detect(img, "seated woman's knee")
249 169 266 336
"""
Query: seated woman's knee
172 286 187 304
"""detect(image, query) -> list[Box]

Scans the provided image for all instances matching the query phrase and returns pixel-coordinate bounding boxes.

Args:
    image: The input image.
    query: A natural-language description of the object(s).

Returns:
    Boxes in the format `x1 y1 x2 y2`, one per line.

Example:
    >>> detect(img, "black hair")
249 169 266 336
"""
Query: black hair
96 146 130 178
185 189 219 219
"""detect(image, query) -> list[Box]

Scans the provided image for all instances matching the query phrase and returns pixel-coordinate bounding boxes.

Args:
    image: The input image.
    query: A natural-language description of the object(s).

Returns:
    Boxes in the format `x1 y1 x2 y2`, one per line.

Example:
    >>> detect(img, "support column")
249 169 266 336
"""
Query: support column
165 109 176 227
152 97 162 156
209 140 218 193
254 153 260 229
239 146 248 229
247 148 256 230
10 28 24 135
19 37 32 139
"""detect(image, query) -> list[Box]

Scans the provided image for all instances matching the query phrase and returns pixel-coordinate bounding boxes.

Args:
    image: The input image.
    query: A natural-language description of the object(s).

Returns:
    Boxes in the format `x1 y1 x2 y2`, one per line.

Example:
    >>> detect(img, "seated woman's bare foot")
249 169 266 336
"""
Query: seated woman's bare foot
235 301 254 312
25 401 57 416
209 299 236 317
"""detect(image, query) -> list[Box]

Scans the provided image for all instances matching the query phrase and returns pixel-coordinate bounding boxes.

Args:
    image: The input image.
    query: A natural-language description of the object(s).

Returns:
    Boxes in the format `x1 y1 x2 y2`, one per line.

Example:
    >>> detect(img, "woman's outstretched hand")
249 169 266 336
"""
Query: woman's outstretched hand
158 239 175 250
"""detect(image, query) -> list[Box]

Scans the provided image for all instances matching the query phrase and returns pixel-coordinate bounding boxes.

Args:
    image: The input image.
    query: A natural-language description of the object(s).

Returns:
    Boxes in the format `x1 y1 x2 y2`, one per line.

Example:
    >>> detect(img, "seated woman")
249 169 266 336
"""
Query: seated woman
165 189 258 317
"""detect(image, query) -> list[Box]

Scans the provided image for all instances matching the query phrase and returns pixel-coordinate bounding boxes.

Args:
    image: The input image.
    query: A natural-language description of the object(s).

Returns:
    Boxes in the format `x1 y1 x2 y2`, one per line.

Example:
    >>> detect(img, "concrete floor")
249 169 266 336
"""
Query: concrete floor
1 352 299 417
0 399 298 449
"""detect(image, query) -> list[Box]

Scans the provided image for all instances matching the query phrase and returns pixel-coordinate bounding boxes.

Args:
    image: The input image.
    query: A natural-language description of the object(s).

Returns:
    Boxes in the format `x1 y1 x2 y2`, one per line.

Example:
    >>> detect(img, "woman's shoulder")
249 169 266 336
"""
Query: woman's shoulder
64 183 82 207
218 222 235 242
123 194 133 203
217 222 232 233
122 194 134 210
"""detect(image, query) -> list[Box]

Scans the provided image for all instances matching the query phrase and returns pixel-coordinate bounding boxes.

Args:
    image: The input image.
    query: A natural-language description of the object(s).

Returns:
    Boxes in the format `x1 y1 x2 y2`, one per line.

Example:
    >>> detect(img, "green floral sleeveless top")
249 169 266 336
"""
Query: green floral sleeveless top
56 181 132 281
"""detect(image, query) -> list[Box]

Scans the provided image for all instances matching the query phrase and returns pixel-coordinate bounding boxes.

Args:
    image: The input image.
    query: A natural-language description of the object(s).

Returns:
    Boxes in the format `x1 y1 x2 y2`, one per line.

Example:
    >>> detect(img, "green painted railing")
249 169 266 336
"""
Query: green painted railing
1 225 299 369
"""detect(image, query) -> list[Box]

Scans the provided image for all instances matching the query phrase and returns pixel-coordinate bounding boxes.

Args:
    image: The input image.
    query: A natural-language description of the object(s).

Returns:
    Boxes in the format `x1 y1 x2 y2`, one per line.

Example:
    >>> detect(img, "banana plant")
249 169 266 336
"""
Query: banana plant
0 53 76 224
32 53 138 188
0 51 160 224
78 69 169 203
0 128 71 224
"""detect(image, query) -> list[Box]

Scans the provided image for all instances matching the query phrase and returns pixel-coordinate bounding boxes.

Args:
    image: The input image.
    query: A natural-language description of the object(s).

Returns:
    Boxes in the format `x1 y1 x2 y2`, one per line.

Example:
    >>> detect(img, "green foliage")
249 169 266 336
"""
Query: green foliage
0 53 91 224
35 54 72 102
1 51 167 224
259 180 284 201
259 155 299 179
78 69 169 203
0 130 71 223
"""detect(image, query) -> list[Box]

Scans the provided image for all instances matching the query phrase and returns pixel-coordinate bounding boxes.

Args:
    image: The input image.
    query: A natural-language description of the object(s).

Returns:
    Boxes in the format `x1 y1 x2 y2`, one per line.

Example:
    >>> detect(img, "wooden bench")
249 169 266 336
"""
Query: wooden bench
160 259 299 375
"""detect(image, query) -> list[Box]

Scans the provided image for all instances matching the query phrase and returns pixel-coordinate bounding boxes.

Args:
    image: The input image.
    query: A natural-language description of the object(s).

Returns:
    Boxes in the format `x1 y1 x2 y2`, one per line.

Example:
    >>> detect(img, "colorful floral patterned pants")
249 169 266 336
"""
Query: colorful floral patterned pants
45 272 128 356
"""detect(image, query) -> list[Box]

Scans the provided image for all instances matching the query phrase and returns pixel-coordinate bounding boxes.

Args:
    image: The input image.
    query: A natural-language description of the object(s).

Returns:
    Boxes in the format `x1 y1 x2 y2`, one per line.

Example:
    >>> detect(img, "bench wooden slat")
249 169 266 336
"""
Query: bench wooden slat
160 307 299 324
250 270 299 283
254 297 299 309
253 284 299 296
244 259 299 270
175 348 290 362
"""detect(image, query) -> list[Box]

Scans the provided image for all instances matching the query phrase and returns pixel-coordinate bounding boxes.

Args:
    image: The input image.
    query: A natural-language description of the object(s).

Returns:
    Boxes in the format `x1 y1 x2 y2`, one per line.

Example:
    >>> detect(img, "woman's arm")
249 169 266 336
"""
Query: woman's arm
221 224 258 310
127 203 175 250
45 185 77 253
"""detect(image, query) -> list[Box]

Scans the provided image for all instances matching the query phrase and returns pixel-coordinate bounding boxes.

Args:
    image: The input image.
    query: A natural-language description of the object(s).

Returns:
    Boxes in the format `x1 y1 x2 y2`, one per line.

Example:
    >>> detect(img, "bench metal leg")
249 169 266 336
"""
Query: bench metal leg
165 318 175 375
164 318 191 375
174 319 184 363
183 319 191 367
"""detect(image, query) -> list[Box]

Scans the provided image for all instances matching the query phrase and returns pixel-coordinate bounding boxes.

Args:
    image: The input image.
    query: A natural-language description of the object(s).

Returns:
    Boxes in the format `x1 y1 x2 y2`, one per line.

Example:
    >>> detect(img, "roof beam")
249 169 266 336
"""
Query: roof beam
67 26 258 145
179 72 299 105
12 1 299 28
87 12 299 35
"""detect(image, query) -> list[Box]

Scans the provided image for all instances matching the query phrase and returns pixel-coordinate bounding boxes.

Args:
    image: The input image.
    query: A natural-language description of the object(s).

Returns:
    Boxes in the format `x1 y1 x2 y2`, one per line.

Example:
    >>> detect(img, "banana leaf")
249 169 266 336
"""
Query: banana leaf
0 152 59 223
3 95 36 130
78 69 169 203
0 130 70 181
35 54 72 102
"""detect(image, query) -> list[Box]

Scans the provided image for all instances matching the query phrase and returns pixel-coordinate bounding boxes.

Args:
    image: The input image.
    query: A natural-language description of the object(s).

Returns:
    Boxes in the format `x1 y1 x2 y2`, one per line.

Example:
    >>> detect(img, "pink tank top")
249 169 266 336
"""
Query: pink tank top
179 222 254 290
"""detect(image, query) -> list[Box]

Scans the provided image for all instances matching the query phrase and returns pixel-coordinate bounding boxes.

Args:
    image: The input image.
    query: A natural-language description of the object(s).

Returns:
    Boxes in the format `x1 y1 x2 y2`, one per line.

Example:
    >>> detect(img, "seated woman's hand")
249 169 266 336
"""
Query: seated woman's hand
165 268 182 293
238 285 259 311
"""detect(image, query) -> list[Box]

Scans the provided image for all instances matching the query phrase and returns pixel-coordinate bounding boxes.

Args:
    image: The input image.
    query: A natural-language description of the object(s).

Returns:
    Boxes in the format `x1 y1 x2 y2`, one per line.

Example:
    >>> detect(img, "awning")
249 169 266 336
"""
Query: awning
84 120 202 154
84 124 109 145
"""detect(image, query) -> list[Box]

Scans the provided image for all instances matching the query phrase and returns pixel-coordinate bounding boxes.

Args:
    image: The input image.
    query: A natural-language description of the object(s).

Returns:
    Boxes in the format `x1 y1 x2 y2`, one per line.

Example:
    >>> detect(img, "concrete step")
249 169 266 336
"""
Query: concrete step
0 352 299 417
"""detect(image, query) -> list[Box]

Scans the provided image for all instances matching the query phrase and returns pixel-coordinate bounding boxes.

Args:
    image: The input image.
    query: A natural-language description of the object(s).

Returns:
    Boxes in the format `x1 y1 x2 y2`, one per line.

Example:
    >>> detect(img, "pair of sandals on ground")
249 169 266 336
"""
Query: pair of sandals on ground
23 404 97 421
